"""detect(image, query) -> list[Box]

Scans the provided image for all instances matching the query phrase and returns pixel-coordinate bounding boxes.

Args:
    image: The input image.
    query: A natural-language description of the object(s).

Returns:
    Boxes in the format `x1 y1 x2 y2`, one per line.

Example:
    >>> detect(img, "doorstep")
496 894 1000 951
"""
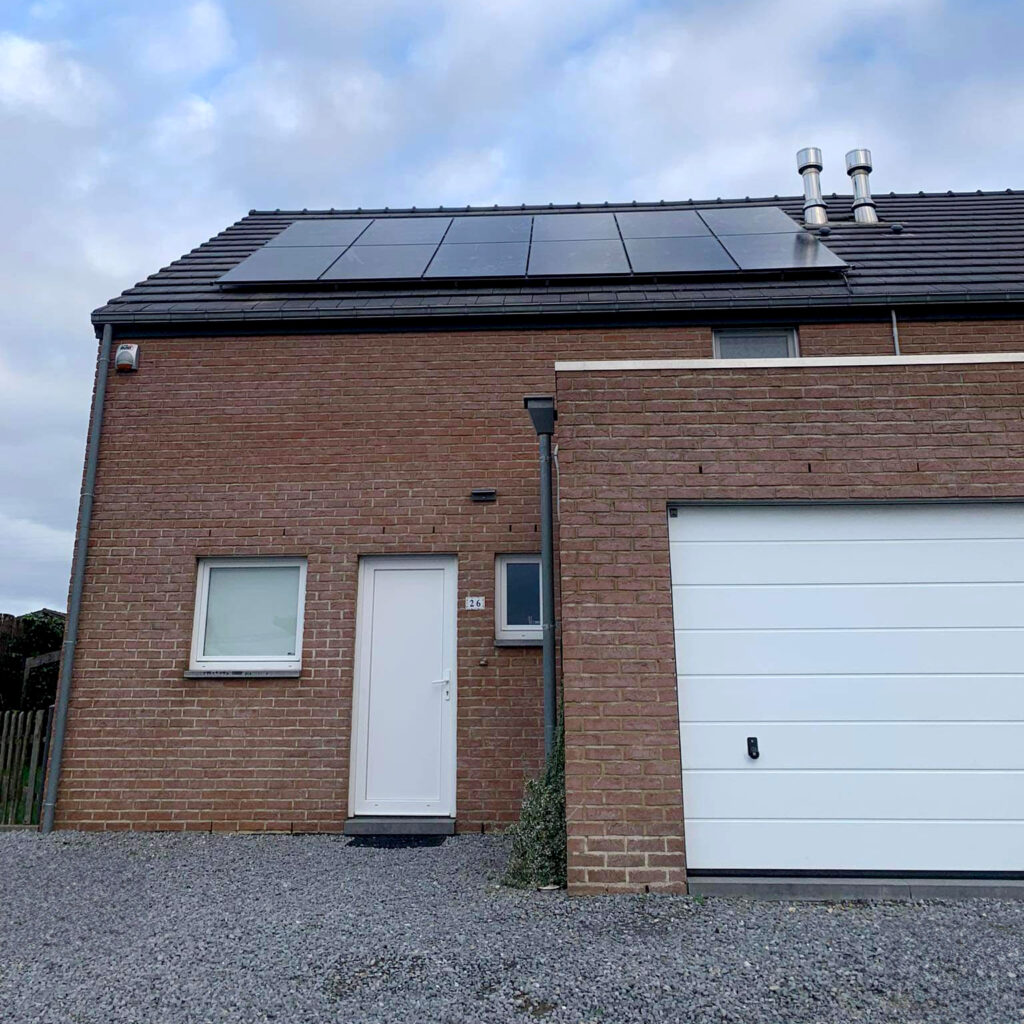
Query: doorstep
343 816 456 837
688 876 1024 900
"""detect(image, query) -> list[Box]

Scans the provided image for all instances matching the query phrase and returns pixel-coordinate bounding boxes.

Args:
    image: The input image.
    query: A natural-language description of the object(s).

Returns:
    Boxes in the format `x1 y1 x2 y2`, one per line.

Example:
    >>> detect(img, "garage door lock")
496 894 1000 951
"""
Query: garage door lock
747 736 760 760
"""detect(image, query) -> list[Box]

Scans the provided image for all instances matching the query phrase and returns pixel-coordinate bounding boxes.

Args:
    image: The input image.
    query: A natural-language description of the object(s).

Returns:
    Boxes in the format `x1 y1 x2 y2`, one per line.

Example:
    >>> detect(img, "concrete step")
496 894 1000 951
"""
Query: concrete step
343 816 456 837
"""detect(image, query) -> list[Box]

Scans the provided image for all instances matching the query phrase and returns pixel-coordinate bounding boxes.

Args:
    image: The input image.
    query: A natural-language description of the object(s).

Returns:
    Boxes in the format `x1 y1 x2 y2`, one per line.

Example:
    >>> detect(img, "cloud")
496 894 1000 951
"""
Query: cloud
4 0 1024 615
129 1 235 78
28 1 67 20
150 94 217 160
0 513 74 613
0 32 108 123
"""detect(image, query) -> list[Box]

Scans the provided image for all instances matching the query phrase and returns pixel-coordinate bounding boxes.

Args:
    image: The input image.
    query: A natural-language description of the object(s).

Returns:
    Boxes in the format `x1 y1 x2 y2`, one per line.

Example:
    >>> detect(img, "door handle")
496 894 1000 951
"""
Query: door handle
747 736 760 760
432 671 451 701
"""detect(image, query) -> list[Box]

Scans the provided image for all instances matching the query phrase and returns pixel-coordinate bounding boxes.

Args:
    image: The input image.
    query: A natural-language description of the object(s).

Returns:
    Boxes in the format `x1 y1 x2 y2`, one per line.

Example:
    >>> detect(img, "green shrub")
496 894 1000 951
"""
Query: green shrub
503 726 566 889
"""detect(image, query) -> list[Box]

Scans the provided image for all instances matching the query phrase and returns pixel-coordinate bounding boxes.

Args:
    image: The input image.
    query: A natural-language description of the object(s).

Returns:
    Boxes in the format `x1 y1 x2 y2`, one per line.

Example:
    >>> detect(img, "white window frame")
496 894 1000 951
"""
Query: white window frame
189 557 307 674
495 554 543 644
713 327 799 359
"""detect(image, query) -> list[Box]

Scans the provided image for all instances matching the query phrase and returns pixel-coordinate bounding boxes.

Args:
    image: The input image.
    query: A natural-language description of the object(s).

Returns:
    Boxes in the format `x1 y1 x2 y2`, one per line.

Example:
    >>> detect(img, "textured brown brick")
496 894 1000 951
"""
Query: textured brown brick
59 319 1024 881
557 337 1024 893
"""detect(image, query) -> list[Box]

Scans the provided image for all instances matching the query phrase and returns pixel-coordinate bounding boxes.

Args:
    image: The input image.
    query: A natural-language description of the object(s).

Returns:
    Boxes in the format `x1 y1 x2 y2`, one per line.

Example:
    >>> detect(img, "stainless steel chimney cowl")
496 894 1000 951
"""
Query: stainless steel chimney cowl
845 148 879 224
796 147 828 226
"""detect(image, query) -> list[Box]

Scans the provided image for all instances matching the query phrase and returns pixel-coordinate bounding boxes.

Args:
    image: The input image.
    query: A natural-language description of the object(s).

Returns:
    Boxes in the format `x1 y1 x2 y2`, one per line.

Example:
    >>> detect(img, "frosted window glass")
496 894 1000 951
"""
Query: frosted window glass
715 331 794 358
204 566 300 657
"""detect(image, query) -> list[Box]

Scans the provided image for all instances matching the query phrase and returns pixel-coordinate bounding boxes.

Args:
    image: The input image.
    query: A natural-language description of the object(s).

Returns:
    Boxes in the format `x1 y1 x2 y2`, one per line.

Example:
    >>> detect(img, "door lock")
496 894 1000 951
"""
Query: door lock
747 736 760 760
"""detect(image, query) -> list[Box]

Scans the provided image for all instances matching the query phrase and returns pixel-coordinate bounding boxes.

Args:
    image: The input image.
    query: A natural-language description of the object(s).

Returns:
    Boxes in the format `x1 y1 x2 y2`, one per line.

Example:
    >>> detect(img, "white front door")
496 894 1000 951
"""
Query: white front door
351 555 457 817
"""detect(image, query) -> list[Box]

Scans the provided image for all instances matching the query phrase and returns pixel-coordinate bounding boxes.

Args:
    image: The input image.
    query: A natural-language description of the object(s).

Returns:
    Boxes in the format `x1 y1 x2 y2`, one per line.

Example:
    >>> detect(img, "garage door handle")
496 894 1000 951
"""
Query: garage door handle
747 736 760 760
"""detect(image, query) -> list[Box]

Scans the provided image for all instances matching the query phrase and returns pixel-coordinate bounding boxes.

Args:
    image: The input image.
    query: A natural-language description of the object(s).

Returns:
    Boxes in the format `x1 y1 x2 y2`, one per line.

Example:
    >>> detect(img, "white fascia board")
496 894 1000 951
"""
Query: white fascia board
555 352 1024 373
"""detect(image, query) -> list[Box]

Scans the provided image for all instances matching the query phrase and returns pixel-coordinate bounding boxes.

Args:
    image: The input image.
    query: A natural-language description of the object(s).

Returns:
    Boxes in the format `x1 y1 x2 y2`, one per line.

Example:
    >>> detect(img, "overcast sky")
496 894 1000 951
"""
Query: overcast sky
1 0 1022 614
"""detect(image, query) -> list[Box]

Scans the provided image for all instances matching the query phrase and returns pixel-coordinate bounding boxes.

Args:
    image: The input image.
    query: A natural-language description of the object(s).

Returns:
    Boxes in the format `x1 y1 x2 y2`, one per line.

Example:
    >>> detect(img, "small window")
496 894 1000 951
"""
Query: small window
713 328 798 359
189 558 306 674
496 554 542 644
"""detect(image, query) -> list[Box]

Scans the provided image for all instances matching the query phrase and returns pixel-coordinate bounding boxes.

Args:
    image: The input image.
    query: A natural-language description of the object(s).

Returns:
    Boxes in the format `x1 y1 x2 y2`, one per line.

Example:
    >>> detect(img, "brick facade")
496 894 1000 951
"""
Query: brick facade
556 353 1024 892
58 326 708 831
60 320 1024 892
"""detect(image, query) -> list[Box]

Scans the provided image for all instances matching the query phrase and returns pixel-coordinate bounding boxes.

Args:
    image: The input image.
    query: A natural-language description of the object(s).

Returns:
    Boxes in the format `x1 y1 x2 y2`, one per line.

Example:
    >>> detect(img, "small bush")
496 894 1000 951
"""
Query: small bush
503 726 566 889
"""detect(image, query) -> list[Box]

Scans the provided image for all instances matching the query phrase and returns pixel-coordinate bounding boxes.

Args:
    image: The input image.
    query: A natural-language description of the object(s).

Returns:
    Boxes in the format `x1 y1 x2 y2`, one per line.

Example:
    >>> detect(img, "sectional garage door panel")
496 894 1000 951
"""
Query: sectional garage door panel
677 628 1022 676
680 675 1024 721
671 539 1022 585
684 822 1024 874
681 723 1024 770
670 503 1024 874
683 770 1024 821
674 584 1024 630
674 502 1020 541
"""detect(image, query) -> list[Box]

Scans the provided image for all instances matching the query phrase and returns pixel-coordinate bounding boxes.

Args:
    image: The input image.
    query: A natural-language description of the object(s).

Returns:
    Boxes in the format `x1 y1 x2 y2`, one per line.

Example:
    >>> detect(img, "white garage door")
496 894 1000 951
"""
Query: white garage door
670 503 1024 873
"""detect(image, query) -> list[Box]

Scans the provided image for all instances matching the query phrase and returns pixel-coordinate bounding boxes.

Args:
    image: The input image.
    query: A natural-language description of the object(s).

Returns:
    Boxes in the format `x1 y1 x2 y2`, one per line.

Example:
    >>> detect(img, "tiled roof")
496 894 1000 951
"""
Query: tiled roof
92 191 1024 331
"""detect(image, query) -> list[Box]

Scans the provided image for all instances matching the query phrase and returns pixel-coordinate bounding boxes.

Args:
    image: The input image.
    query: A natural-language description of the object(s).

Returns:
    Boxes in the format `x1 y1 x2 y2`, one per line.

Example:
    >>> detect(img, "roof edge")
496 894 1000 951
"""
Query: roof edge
244 188 1024 218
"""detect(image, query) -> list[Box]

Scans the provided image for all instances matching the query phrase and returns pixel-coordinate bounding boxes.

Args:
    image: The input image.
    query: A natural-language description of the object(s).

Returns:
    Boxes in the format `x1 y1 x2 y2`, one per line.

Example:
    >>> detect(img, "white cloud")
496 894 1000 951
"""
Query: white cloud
150 94 217 159
28 1 67 20
418 147 512 206
3 0 1024 614
0 32 107 123
132 1 235 78
0 513 74 614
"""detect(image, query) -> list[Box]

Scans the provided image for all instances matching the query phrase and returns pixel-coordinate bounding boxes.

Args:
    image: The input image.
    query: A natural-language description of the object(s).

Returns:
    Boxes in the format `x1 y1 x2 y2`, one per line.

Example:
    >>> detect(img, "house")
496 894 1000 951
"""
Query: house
48 149 1024 894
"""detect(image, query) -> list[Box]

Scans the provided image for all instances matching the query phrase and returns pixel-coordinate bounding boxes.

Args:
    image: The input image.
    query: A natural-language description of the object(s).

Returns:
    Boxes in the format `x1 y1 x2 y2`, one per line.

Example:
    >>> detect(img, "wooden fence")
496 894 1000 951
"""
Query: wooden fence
0 707 53 828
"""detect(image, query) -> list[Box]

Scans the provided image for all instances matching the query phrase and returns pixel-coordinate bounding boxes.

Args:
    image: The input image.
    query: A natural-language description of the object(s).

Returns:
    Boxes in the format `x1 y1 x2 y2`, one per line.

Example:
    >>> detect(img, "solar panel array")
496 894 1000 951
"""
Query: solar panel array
219 207 846 285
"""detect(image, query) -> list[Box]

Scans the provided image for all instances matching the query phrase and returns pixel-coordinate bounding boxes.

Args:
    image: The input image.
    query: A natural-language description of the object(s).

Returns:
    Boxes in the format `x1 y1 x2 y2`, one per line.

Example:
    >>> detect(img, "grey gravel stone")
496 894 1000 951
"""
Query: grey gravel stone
1 831 1021 1023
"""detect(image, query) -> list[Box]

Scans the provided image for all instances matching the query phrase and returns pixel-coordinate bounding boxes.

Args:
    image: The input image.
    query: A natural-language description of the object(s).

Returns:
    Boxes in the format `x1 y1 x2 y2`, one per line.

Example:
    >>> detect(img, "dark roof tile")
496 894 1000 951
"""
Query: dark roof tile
92 192 1024 328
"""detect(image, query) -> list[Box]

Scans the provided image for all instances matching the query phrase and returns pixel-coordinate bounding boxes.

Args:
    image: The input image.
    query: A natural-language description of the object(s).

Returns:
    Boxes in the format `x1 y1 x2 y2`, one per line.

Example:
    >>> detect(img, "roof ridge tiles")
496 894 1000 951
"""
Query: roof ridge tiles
241 189 1024 218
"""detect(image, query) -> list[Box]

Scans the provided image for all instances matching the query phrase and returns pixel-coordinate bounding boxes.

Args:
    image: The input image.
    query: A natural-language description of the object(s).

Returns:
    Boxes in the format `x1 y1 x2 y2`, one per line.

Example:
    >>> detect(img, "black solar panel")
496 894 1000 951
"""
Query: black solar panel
445 215 531 243
531 213 619 241
218 206 846 285
355 217 451 245
219 245 349 282
625 235 737 273
528 238 630 276
719 232 846 270
266 219 370 247
425 241 529 277
616 210 710 238
321 243 439 280
698 206 801 235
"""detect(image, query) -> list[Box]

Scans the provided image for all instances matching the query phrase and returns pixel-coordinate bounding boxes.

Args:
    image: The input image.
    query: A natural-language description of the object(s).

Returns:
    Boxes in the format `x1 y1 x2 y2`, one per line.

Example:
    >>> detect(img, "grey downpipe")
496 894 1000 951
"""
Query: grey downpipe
539 432 557 758
891 309 901 355
41 323 114 833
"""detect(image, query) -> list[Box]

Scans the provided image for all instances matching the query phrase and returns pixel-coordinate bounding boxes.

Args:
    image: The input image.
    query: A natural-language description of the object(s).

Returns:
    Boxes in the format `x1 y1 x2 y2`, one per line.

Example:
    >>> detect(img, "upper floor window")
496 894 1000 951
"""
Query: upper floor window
713 328 798 359
189 557 306 674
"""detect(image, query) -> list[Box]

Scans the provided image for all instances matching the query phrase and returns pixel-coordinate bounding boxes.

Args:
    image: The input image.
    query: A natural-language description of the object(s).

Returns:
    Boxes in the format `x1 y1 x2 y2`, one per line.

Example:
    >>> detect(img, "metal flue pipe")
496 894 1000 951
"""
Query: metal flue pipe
796 147 828 226
846 148 879 224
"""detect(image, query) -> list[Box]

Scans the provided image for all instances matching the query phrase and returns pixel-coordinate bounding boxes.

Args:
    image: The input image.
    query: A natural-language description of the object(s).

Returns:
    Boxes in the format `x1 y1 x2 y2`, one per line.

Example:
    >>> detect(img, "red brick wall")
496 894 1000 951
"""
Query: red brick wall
59 319 1024 844
556 357 1024 892
58 327 708 831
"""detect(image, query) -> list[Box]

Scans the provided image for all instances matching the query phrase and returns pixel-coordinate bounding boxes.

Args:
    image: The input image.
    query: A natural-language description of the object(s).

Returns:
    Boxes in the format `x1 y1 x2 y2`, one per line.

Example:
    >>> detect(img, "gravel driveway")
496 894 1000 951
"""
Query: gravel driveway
0 831 1021 1023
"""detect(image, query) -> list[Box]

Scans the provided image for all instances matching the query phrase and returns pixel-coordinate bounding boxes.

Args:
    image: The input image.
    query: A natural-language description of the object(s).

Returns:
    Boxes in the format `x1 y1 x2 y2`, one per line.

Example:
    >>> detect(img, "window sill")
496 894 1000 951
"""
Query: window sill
494 638 543 648
184 669 302 680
